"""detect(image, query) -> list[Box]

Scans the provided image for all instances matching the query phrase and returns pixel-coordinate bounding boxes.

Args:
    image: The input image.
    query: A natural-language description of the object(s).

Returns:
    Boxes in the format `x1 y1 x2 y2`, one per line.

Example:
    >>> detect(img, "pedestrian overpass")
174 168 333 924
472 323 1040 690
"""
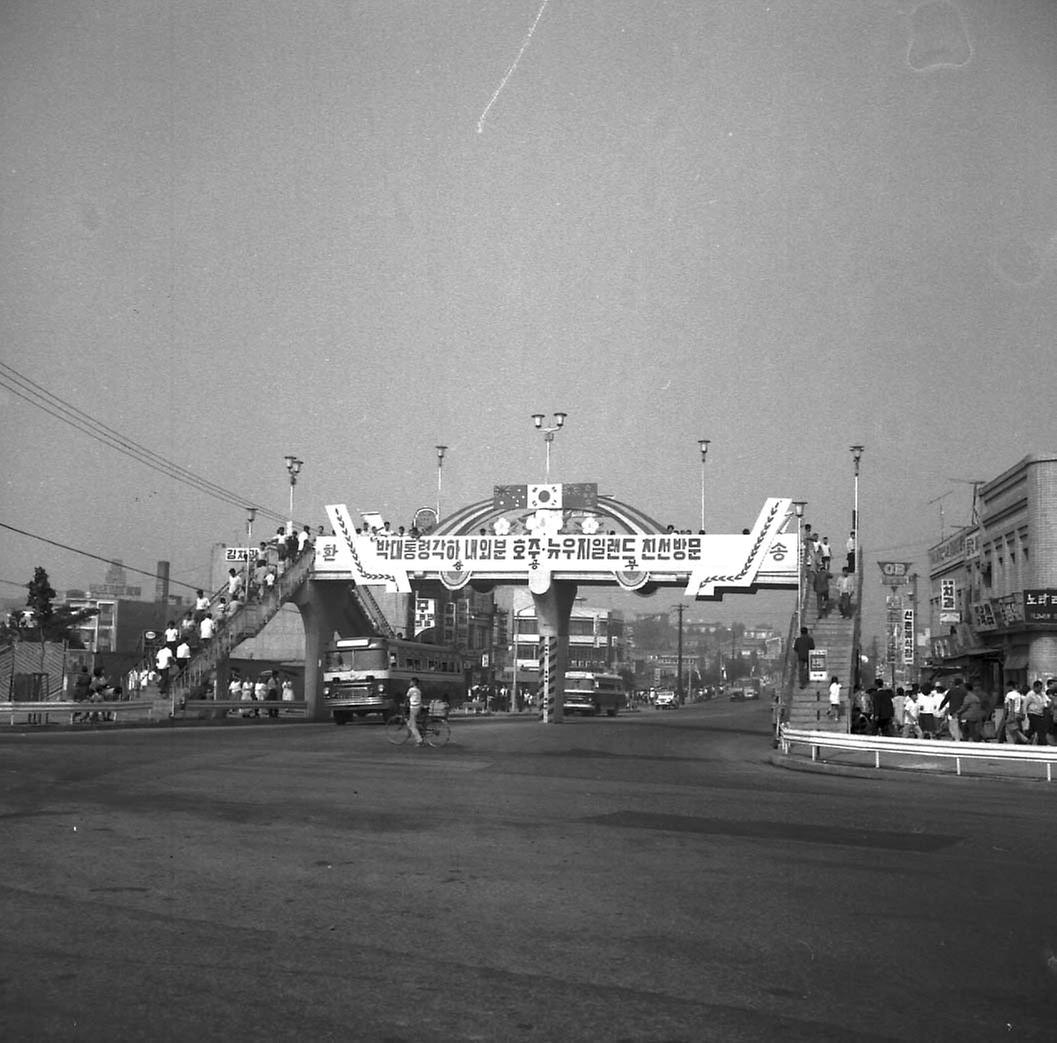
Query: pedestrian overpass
289 483 800 721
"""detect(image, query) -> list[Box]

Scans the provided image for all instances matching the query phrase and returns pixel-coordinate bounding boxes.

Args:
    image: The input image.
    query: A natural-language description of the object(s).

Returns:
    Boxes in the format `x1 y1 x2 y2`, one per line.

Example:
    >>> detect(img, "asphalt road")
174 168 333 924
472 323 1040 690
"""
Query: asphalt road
1 701 1054 1042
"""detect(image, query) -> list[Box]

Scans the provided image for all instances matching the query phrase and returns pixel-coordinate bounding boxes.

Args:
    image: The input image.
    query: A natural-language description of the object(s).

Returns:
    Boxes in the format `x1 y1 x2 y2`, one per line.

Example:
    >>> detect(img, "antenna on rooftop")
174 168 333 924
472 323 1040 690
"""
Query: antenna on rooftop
946 478 986 526
927 490 953 541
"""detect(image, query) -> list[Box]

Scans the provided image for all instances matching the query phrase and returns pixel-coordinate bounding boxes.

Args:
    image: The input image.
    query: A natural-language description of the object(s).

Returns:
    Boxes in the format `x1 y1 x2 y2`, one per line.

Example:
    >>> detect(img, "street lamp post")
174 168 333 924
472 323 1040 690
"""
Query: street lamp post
283 455 303 533
850 445 864 573
793 501 807 634
531 412 567 479
435 445 447 521
697 439 710 531
243 506 257 601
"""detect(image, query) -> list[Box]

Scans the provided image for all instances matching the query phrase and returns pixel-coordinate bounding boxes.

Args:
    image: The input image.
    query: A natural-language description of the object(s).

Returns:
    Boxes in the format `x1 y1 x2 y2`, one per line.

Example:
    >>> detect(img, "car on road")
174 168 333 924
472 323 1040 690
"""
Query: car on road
654 690 678 708
728 688 746 702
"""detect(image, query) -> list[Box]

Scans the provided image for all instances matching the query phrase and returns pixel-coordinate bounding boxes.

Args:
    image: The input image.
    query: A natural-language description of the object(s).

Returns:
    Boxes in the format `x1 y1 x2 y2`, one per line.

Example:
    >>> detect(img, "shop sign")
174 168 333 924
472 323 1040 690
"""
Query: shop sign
414 597 436 635
929 531 967 568
971 601 996 629
808 648 828 682
1024 589 1057 625
940 579 956 612
903 609 915 665
994 594 1024 627
878 561 911 586
940 611 961 624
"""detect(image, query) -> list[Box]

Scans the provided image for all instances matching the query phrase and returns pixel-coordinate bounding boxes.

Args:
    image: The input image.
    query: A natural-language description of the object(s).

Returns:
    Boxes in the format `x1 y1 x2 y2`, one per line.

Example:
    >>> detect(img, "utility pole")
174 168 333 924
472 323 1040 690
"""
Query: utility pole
674 604 685 704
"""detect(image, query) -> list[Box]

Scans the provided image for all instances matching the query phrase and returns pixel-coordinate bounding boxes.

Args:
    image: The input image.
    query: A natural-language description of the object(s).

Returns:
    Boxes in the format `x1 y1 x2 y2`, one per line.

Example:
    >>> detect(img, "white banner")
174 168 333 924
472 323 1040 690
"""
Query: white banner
316 498 798 599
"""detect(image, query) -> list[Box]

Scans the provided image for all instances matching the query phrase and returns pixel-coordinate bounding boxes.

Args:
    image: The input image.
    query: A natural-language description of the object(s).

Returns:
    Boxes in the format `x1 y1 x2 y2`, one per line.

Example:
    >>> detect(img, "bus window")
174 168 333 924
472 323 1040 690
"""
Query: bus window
352 648 387 671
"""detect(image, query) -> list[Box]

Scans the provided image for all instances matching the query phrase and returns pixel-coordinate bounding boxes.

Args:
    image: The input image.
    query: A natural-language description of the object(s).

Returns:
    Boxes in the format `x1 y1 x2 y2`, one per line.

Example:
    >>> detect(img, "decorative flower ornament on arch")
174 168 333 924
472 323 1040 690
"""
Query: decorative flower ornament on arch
317 483 800 602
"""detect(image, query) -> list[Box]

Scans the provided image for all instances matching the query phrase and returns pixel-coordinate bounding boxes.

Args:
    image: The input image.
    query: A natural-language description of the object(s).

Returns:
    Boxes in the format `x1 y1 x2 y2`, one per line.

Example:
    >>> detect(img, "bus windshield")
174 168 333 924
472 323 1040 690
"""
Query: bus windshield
324 647 388 672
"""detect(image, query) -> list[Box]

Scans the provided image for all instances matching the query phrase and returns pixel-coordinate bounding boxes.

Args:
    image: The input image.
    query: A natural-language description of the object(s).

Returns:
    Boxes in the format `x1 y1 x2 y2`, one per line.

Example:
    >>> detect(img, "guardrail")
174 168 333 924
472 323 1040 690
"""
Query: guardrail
779 725 1057 782
179 699 307 719
0 700 159 726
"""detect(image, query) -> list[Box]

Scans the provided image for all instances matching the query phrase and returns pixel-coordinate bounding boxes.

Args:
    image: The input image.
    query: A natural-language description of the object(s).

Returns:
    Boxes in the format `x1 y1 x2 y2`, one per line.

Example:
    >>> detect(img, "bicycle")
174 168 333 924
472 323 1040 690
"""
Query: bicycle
385 711 451 747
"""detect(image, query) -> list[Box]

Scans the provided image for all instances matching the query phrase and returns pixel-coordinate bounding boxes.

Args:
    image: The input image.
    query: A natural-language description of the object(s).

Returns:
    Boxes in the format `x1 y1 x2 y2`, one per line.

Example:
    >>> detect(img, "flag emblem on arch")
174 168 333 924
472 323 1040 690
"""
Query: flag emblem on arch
527 484 563 510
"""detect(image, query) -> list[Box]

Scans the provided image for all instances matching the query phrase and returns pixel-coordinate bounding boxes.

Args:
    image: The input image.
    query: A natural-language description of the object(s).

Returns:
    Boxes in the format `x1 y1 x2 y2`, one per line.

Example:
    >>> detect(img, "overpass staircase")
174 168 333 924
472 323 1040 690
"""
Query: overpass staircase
168 548 395 702
781 572 863 733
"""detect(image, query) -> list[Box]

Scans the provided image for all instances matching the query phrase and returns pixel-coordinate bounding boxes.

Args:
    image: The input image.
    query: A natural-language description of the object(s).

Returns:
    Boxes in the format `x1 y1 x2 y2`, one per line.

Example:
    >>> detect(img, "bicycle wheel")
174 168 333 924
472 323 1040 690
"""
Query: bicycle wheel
385 715 410 745
425 717 451 748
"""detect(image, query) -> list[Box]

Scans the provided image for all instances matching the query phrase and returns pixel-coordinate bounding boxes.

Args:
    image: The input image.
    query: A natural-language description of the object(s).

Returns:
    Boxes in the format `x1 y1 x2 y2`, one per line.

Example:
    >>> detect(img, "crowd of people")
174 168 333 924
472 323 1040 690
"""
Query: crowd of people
801 524 857 619
845 675 1057 745
148 524 321 694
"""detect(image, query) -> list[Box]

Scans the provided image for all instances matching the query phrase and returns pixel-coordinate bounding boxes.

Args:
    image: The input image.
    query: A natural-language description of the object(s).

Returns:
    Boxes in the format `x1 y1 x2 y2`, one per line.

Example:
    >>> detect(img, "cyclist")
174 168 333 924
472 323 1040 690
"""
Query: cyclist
406 677 424 746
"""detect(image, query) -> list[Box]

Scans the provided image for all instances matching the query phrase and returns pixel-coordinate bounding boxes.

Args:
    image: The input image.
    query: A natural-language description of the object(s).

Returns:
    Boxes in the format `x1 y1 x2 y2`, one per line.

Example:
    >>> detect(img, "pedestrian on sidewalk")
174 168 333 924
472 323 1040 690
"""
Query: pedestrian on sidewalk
940 677 968 741
901 685 923 738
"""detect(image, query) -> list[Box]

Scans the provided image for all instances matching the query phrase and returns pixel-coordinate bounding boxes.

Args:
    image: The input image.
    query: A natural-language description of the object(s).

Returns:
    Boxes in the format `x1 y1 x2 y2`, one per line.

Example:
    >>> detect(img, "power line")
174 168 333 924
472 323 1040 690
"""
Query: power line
0 362 287 525
0 520 202 593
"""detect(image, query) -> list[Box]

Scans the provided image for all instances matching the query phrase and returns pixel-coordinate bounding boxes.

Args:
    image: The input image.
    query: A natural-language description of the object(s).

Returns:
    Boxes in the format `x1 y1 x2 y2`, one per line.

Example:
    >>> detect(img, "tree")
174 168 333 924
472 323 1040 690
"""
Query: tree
15 567 98 654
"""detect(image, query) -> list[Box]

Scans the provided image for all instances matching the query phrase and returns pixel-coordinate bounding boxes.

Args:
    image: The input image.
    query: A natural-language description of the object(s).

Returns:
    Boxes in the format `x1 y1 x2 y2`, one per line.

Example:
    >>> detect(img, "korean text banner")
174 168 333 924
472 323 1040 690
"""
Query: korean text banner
316 499 797 598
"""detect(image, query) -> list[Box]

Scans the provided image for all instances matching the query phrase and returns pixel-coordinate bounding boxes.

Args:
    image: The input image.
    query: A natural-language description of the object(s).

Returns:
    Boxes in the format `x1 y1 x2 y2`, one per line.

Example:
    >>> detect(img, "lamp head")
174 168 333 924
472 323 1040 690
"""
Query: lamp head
793 500 807 519
244 506 257 523
531 413 544 429
554 411 567 429
698 438 710 458
435 444 447 462
850 444 864 465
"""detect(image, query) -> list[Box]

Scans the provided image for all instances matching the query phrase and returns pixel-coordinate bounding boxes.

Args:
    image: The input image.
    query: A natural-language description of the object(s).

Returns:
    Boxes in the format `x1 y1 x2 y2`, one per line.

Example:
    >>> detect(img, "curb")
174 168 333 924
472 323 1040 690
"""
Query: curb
768 752 884 780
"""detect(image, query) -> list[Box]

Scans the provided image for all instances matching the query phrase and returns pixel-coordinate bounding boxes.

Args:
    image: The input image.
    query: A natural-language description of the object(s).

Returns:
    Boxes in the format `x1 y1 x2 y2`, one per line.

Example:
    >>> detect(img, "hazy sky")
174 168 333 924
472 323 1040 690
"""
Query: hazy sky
3 0 1057 641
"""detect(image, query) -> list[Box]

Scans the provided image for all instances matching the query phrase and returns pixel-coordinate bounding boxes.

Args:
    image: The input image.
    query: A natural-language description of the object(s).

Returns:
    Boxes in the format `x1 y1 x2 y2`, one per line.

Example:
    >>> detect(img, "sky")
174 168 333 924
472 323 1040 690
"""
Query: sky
3 0 1057 644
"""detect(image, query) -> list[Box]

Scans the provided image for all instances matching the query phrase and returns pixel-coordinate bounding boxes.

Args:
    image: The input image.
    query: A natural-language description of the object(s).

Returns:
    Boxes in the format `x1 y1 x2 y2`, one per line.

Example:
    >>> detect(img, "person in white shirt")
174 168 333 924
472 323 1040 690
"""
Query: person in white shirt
175 639 192 673
199 614 215 643
901 685 923 738
1000 684 1027 744
155 644 174 694
194 589 211 622
918 684 938 738
826 676 842 720
406 677 424 746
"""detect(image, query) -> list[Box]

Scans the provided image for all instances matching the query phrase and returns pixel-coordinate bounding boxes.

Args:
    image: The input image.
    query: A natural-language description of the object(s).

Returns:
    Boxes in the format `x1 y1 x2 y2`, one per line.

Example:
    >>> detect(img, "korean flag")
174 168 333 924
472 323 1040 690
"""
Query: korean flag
527 484 563 510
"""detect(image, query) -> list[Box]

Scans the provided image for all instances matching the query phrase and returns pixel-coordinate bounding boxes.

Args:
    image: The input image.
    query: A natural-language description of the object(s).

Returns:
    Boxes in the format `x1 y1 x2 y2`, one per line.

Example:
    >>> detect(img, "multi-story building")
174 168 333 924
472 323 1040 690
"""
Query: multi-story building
505 588 625 690
927 453 1057 690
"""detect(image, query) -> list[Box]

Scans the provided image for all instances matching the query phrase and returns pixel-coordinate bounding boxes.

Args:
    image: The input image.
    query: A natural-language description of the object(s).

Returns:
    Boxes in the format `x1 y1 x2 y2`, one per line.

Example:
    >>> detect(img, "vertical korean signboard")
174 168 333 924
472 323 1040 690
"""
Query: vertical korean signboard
902 608 915 666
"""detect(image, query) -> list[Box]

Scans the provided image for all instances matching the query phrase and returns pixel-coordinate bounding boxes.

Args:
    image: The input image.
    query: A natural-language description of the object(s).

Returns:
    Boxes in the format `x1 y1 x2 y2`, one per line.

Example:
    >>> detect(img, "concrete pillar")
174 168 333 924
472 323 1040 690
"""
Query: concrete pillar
531 581 577 723
291 579 387 722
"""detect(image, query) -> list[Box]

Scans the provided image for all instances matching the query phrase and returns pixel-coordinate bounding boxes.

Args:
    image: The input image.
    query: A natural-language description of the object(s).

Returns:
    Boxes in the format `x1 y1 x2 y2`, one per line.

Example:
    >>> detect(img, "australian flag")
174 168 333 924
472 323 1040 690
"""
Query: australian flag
493 483 598 511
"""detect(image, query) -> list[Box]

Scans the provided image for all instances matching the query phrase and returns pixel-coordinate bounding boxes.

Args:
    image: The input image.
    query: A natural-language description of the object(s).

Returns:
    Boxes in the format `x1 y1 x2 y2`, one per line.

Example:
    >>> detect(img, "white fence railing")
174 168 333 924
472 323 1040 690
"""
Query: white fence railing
0 700 158 726
780 725 1057 782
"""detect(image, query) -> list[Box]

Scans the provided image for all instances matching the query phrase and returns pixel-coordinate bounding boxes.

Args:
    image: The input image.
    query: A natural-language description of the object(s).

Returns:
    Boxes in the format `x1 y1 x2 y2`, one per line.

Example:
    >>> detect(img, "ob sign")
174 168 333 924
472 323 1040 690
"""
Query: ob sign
878 561 911 586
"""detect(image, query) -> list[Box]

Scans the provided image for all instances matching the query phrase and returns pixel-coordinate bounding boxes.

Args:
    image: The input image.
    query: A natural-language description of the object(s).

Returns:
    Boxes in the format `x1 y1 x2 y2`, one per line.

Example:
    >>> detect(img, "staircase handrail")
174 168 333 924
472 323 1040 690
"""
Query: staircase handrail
170 549 316 699
352 581 396 639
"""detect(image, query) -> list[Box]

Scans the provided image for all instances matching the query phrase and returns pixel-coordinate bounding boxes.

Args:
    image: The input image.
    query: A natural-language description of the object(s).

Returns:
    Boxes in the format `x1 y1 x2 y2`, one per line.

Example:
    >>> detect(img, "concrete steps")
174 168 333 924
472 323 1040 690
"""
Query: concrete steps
786 600 856 733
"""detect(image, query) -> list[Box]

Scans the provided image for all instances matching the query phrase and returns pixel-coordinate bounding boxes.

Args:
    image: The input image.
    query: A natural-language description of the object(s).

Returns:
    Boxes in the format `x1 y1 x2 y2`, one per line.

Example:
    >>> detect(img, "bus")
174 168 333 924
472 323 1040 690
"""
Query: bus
322 636 468 724
561 671 626 717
